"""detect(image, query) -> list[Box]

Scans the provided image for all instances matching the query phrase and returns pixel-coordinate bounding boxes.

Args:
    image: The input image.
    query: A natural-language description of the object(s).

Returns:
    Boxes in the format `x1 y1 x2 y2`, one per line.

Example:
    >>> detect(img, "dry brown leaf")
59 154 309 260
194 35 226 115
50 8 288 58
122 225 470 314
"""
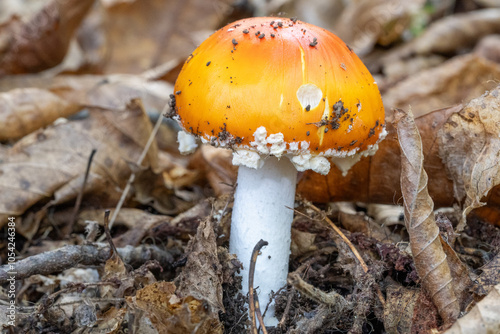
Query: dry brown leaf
198 145 236 196
334 0 425 56
102 0 233 74
0 88 80 141
297 105 459 207
94 307 127 334
77 208 172 247
128 281 223 334
438 85 500 226
0 74 173 117
175 218 225 314
474 34 500 63
383 283 420 334
383 54 500 118
444 284 500 334
0 0 94 75
0 99 157 228
395 108 459 324
409 8 500 56
473 251 500 297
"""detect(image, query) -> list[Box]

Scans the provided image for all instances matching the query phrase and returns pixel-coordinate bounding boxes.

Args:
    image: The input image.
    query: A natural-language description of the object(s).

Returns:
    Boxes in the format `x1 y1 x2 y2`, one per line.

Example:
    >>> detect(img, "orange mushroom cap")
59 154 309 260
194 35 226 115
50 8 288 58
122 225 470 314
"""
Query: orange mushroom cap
173 17 385 162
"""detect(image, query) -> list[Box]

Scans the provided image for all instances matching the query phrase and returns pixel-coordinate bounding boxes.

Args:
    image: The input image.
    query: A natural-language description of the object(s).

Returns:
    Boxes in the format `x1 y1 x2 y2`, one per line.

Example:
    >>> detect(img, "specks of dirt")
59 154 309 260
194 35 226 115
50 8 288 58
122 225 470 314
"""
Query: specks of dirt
309 37 318 47
206 61 211 66
166 94 177 118
305 105 311 111
306 131 310 136
175 91 181 95
258 33 265 39
291 17 298 24
243 29 249 34
232 39 238 46
271 33 275 38
217 123 243 146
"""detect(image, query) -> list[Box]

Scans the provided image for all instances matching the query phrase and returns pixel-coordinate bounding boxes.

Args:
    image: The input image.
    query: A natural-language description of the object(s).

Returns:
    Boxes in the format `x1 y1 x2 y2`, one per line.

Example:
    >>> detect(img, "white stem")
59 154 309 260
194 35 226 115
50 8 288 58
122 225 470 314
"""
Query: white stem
229 156 297 326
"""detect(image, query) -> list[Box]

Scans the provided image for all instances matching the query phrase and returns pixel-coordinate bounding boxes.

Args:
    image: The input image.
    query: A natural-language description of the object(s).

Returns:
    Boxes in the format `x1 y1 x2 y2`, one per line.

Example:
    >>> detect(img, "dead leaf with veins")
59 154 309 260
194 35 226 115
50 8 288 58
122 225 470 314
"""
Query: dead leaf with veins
438 85 500 228
0 99 158 228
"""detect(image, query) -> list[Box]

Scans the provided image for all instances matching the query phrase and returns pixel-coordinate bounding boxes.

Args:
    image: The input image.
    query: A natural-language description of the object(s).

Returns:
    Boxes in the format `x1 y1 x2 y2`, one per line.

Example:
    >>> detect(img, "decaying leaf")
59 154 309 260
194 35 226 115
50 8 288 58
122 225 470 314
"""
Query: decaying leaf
0 99 158 228
383 54 500 118
0 88 80 141
438 85 500 225
473 251 500 297
395 108 459 324
175 218 225 314
0 0 94 75
127 281 223 334
444 284 500 334
383 283 420 334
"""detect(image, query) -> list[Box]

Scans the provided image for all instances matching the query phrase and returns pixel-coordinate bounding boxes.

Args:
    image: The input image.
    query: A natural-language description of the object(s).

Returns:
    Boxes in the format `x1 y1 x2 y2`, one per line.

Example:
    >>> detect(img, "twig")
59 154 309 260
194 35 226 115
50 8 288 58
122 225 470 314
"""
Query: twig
287 272 351 309
106 105 167 233
103 210 120 262
306 203 386 307
0 244 173 283
68 149 97 237
248 239 269 334
278 287 294 328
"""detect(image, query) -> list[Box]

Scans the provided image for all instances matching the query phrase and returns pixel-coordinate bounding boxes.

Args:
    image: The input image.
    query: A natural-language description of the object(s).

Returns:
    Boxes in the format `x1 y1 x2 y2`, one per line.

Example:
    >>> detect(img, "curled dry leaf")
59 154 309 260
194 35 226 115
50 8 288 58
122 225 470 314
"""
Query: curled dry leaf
334 0 425 56
0 99 157 228
438 85 500 225
0 0 94 75
0 88 80 141
395 108 459 324
443 284 500 334
383 54 500 118
409 8 500 56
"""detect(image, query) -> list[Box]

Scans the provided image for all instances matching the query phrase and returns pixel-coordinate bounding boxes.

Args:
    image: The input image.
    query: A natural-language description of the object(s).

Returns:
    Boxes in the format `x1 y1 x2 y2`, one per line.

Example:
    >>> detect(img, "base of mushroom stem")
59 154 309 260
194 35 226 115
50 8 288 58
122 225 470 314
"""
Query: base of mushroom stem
229 156 297 327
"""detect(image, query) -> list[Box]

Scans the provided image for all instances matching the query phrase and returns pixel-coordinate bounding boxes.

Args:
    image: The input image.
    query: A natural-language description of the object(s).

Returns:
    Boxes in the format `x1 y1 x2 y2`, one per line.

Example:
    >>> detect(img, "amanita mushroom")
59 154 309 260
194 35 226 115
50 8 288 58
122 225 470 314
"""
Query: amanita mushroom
171 17 385 325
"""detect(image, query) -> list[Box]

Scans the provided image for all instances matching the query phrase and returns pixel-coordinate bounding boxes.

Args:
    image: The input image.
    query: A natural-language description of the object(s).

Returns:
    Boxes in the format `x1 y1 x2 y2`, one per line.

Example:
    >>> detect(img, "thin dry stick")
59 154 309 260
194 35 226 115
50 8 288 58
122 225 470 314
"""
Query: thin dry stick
103 210 123 263
307 203 386 307
106 106 167 232
68 149 97 236
278 287 294 328
248 239 269 334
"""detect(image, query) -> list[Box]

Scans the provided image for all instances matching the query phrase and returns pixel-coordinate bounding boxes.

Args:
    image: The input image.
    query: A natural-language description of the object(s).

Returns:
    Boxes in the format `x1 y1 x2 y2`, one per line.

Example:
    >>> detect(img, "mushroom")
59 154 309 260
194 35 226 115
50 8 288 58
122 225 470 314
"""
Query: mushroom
171 17 386 325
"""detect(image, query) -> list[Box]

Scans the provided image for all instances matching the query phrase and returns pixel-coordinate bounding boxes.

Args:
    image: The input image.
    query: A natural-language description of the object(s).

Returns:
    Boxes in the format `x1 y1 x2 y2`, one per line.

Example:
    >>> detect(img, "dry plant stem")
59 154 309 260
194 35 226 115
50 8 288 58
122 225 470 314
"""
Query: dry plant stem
307 203 386 306
106 109 166 232
278 288 294 328
395 108 459 324
287 272 351 310
67 149 97 237
0 244 173 283
249 239 269 334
